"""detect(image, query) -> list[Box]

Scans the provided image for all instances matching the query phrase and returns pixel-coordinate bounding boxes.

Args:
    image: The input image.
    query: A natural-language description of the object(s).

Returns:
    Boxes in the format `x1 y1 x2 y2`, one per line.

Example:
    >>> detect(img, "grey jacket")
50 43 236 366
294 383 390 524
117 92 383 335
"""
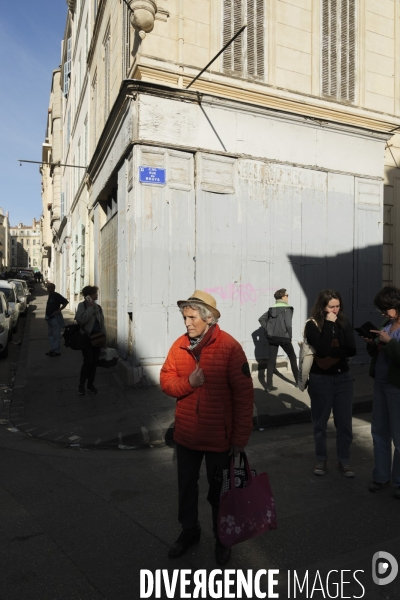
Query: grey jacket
259 302 293 344
75 301 106 336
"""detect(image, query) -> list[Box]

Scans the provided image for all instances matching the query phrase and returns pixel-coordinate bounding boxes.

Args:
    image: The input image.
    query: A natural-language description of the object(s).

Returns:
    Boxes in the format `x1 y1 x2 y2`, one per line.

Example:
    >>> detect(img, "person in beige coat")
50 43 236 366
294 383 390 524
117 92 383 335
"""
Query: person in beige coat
75 285 106 396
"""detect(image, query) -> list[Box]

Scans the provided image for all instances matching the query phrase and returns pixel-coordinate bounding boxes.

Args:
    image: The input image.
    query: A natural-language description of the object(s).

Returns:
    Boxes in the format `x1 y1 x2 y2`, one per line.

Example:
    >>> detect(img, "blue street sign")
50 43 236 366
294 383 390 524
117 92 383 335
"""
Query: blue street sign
139 166 166 185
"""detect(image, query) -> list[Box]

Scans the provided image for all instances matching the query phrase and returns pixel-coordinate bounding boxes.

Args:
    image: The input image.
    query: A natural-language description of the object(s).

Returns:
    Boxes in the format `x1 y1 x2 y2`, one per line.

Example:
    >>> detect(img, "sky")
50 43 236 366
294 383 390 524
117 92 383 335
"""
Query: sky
0 2 66 226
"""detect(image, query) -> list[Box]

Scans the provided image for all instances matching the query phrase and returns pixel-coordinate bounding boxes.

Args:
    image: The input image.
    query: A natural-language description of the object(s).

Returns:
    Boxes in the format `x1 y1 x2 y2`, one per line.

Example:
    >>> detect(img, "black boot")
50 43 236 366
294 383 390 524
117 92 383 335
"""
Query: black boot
168 526 201 559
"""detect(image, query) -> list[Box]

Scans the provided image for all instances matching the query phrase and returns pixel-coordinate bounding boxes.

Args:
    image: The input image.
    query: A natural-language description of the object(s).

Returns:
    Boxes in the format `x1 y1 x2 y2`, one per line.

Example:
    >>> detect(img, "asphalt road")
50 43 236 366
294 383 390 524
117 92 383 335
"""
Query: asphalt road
0 409 399 600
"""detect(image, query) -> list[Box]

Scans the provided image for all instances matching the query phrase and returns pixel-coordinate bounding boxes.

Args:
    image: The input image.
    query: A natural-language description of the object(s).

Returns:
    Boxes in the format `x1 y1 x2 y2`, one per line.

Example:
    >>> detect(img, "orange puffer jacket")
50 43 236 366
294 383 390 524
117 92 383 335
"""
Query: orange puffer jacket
160 325 254 452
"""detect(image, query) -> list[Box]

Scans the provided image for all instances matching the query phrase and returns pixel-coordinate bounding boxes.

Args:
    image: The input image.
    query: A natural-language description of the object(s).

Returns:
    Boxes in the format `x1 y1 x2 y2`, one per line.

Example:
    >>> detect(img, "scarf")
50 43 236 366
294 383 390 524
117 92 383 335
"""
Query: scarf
188 325 215 361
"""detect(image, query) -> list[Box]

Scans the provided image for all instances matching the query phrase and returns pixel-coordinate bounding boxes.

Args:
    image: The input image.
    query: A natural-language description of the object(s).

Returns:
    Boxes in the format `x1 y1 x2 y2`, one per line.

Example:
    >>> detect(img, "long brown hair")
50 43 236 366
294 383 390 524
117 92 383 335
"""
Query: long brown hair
310 289 346 330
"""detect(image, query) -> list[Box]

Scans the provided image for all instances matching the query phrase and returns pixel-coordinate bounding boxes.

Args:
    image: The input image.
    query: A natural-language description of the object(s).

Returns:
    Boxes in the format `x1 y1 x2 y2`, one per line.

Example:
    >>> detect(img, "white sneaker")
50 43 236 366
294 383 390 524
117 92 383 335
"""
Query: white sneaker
313 461 326 476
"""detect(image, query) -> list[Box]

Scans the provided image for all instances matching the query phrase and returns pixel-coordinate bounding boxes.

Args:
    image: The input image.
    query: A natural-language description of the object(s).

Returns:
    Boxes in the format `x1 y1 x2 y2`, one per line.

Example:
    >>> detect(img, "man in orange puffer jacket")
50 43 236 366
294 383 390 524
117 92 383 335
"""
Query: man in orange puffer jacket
160 290 254 565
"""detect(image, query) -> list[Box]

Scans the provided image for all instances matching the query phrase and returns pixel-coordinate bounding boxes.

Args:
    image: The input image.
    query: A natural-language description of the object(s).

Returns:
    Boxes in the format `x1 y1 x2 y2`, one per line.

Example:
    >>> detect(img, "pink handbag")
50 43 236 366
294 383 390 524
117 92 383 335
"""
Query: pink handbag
218 454 277 548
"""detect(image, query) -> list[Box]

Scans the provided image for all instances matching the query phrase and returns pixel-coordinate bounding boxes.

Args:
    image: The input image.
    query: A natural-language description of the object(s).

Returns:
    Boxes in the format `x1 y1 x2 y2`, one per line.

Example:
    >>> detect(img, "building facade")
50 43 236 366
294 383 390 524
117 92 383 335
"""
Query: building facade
10 221 41 270
42 0 400 384
0 209 10 272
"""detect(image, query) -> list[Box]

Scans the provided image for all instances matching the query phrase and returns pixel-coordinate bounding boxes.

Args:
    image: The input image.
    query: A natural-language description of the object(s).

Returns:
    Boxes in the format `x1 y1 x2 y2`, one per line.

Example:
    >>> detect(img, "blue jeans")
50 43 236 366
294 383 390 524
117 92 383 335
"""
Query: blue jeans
308 372 353 463
372 380 400 486
46 314 64 353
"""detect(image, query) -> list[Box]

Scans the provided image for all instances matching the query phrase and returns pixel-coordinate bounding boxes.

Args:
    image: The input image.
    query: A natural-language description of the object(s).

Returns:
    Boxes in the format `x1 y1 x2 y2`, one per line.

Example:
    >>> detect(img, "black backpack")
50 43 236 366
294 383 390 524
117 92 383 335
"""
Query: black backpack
63 323 88 350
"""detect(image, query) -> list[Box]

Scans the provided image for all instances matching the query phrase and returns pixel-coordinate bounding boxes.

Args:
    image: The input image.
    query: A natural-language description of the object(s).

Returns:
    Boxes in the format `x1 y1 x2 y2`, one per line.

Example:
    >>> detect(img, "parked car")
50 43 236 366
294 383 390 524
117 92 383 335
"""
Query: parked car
9 278 30 303
0 291 12 358
8 280 27 316
0 282 20 333
18 271 35 293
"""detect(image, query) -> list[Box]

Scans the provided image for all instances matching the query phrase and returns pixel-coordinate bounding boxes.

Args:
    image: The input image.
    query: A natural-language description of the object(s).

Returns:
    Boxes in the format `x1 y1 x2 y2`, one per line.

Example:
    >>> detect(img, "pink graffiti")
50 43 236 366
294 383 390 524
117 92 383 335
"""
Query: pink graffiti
204 284 270 305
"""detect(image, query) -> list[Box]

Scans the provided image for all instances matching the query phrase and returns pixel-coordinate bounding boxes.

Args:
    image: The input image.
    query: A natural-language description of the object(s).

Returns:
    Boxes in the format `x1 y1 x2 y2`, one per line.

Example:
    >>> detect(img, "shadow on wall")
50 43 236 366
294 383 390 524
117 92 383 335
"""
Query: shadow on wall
251 244 383 365
288 244 383 361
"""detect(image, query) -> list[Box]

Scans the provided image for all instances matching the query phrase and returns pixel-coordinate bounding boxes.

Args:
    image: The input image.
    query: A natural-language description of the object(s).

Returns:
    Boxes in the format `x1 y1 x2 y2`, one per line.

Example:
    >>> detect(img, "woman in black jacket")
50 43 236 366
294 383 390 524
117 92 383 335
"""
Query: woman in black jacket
306 289 356 478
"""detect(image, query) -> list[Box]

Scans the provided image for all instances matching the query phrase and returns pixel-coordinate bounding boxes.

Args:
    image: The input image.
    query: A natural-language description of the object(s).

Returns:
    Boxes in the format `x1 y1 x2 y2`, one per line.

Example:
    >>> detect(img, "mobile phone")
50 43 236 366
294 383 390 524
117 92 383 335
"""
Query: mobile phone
85 295 92 302
354 321 378 340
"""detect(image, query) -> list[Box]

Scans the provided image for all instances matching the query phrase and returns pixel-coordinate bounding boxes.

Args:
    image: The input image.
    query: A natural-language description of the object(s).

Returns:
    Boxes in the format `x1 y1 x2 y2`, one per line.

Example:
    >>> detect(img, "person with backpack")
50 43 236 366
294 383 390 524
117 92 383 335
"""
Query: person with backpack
305 289 356 478
259 289 298 392
75 285 106 396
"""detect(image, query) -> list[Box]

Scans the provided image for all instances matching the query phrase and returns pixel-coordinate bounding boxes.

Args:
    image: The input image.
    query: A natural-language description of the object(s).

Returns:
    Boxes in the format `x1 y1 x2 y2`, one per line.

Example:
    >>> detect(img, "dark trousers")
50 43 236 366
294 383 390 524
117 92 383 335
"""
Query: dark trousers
308 372 353 463
176 443 231 534
79 345 101 385
267 342 299 385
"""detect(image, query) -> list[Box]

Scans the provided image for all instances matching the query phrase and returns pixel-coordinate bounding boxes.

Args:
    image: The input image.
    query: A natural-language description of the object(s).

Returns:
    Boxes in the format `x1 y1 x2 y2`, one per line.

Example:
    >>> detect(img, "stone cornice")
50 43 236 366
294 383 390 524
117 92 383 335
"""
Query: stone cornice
134 64 400 135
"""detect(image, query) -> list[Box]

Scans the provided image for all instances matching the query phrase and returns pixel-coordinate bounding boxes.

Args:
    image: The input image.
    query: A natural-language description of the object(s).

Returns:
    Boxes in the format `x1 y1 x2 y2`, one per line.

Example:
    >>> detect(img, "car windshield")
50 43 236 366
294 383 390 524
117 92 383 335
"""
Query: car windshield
0 288 15 302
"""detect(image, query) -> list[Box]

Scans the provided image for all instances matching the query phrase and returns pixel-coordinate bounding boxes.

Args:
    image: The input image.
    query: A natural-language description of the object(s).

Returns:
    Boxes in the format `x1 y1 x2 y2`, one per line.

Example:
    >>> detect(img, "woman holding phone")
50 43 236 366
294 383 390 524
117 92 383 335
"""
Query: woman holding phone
305 290 356 477
75 285 106 396
365 286 400 500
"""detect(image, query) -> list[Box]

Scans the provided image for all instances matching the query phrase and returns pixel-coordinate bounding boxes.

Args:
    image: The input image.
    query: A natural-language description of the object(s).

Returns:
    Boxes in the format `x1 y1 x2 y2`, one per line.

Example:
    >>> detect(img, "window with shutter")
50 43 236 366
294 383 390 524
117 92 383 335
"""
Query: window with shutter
63 37 72 96
322 0 355 102
92 72 97 149
66 108 71 148
122 2 131 77
84 115 88 167
104 27 111 118
223 0 265 80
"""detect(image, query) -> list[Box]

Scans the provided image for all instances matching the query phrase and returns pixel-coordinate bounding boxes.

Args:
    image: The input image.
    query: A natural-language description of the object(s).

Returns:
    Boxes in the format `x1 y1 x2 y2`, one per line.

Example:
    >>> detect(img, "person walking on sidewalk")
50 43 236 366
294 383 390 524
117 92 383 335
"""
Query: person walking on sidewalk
365 286 400 500
160 290 254 566
259 288 298 392
45 283 68 358
305 289 356 478
75 286 106 396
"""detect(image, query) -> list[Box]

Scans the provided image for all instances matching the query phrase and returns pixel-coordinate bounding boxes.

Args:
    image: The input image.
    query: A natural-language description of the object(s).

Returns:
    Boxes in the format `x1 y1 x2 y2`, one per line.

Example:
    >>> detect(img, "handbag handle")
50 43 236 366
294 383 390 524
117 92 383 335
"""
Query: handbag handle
229 451 254 484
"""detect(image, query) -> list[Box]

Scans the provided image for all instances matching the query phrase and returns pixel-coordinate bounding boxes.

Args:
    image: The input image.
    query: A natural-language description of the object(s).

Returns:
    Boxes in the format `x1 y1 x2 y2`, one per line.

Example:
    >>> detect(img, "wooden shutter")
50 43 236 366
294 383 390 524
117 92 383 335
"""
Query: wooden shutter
322 0 355 102
122 3 131 77
331 0 338 97
223 0 264 78
233 0 242 72
63 37 72 96
104 28 110 118
247 0 265 77
223 0 243 74
341 0 355 102
256 0 265 77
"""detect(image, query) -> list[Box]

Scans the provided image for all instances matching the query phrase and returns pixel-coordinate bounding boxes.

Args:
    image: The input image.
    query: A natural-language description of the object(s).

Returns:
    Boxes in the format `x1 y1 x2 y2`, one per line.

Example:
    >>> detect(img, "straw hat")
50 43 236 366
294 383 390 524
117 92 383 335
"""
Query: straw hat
177 290 220 319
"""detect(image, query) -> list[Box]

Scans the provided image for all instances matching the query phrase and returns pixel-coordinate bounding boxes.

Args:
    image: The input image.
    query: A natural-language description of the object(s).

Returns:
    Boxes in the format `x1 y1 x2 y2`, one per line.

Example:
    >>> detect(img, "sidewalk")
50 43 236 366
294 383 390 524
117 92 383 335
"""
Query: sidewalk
10 286 374 448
